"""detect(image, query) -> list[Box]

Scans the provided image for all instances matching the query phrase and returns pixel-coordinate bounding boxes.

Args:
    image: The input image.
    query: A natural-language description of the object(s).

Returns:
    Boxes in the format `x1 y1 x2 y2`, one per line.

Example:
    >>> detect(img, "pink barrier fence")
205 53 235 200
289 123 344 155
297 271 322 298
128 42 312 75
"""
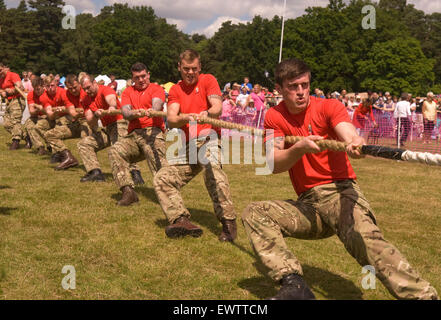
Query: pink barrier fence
220 104 441 155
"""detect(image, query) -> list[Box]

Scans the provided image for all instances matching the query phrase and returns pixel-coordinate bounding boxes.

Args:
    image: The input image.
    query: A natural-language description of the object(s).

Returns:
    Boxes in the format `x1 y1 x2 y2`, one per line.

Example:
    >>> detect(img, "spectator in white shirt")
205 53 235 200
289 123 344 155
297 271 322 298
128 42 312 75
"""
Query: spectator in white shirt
394 93 411 147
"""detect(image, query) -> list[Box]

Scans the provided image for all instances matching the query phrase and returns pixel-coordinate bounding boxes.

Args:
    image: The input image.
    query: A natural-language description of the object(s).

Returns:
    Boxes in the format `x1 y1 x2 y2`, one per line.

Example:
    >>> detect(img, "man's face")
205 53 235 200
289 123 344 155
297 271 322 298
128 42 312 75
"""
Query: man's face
34 85 45 96
47 81 58 96
110 75 115 81
244 77 249 84
65 81 81 96
81 78 98 97
277 73 310 112
178 58 201 86
0 66 8 77
131 69 150 90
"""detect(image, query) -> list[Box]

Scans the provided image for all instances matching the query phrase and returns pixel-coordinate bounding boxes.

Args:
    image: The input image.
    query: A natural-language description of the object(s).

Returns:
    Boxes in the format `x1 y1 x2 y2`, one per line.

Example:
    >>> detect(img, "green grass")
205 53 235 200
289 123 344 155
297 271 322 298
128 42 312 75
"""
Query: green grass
0 128 440 300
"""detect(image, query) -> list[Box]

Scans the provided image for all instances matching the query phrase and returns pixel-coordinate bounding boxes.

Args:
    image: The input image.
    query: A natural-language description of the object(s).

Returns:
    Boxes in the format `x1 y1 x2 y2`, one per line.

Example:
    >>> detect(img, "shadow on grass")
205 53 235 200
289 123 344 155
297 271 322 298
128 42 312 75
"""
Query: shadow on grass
0 207 18 215
0 185 11 190
135 186 159 204
238 263 363 300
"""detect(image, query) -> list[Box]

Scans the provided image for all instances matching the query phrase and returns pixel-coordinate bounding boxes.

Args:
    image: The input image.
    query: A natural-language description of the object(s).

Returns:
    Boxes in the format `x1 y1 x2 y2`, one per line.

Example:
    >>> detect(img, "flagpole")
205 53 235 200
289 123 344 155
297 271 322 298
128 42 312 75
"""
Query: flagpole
279 0 287 63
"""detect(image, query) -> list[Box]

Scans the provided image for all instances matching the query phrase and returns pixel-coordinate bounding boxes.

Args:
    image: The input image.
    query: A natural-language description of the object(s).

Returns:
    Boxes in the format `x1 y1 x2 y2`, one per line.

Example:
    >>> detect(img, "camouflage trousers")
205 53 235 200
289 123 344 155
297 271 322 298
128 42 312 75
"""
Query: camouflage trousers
153 136 236 224
45 116 91 153
3 97 25 141
108 126 168 189
24 116 55 149
77 120 139 173
242 179 438 300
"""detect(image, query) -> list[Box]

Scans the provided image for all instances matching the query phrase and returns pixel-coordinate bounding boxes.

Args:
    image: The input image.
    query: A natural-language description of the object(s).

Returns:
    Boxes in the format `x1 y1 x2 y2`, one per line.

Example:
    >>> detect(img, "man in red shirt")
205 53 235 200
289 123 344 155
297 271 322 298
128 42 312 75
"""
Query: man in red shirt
0 63 26 150
24 77 54 155
42 75 87 170
241 58 438 300
108 62 168 205
153 49 237 242
107 74 118 92
77 74 144 184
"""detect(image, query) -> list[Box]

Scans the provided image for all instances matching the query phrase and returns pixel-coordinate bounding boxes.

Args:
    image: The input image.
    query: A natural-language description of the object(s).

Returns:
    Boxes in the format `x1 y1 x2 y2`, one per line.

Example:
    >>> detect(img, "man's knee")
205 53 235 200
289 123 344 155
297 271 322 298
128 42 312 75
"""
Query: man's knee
153 166 178 190
242 202 265 226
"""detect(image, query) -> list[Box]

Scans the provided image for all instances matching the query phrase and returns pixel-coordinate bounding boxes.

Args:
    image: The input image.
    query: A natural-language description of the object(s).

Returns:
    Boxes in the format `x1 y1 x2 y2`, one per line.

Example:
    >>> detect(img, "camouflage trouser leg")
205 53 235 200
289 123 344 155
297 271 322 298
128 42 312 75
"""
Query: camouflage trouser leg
242 180 439 300
45 117 82 153
154 137 236 224
117 119 139 171
77 123 117 172
3 98 25 141
24 117 39 149
34 118 55 148
109 126 168 189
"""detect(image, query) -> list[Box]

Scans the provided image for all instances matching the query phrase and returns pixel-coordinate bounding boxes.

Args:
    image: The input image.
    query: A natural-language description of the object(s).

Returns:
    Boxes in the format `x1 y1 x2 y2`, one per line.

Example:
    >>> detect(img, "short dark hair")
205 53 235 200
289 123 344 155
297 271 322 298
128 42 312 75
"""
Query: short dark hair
401 92 408 100
179 49 200 64
275 58 311 87
31 77 44 88
65 74 78 85
131 62 148 73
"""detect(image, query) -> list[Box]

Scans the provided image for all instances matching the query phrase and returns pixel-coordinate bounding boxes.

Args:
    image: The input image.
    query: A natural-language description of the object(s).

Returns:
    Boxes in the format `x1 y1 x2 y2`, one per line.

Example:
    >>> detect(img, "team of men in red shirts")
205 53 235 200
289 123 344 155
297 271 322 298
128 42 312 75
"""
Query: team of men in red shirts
1 53 438 300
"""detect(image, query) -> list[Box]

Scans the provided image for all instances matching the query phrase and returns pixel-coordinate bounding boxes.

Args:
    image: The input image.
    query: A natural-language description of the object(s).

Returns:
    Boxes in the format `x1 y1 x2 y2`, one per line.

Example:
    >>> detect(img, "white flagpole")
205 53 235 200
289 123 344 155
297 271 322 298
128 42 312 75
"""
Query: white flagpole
279 0 287 63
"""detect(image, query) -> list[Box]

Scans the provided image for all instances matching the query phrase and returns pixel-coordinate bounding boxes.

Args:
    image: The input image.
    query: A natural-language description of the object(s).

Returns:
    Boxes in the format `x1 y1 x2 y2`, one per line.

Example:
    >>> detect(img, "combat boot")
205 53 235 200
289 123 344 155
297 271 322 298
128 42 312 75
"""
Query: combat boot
80 169 106 182
269 274 316 300
37 146 48 155
218 218 237 242
9 139 20 150
55 149 79 170
130 169 145 185
117 186 139 206
50 151 63 163
25 135 32 149
165 216 203 238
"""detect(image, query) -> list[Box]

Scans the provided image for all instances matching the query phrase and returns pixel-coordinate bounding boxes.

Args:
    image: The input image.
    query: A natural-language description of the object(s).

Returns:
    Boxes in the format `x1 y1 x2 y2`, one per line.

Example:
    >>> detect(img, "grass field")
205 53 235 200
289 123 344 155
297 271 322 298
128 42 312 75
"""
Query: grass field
0 127 440 300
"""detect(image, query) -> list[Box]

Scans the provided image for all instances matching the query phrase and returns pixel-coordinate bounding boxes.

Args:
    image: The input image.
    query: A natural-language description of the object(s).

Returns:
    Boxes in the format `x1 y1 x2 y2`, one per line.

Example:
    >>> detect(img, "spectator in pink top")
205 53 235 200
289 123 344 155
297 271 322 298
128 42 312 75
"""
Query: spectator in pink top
22 71 33 92
248 84 265 127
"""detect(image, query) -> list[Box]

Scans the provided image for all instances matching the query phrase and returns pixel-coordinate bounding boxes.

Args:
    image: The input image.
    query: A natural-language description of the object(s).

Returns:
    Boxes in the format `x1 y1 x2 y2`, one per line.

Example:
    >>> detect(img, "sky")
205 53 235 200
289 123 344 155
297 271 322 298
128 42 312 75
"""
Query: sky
4 0 441 37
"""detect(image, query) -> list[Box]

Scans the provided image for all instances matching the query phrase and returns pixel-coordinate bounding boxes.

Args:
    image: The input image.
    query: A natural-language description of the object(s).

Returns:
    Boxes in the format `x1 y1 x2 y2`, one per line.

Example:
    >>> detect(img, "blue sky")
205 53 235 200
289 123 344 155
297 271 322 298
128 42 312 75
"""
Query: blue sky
5 0 441 37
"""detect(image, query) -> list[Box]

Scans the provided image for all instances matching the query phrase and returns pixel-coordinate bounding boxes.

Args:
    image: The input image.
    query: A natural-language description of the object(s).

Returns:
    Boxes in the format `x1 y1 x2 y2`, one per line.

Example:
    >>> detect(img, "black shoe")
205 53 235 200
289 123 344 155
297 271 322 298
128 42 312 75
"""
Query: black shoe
269 274 316 300
25 135 32 149
130 169 145 185
80 169 106 182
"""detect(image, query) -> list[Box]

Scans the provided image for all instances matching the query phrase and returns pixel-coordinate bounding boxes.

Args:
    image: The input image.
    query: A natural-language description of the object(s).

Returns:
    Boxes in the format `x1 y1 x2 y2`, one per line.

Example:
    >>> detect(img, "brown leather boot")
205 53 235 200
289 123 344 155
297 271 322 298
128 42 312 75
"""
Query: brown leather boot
9 139 20 150
117 186 139 206
165 216 203 238
50 151 63 163
37 146 48 155
218 218 237 242
55 149 79 170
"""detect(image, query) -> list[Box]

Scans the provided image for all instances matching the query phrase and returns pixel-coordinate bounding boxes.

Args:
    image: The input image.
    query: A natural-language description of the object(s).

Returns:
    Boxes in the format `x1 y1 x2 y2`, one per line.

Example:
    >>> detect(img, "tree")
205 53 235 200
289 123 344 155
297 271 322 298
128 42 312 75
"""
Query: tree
357 38 435 95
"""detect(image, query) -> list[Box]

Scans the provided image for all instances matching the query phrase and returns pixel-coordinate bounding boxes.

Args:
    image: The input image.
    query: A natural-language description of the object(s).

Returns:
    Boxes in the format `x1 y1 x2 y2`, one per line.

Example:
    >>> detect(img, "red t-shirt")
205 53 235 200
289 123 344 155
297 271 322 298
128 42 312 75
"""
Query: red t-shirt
82 85 121 127
40 87 73 117
352 103 375 129
264 96 357 195
168 74 221 141
27 90 45 116
0 71 21 100
121 83 165 133
108 80 118 92
66 88 87 109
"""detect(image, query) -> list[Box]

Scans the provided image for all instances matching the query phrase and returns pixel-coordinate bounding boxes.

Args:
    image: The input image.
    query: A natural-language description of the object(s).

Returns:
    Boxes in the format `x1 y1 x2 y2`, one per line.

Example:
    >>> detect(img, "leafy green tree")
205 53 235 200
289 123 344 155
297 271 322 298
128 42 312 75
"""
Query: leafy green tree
357 38 435 95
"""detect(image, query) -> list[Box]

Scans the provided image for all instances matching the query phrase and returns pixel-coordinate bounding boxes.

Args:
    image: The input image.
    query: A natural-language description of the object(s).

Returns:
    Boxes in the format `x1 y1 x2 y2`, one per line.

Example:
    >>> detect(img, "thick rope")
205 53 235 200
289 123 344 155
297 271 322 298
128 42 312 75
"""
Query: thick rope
100 109 441 166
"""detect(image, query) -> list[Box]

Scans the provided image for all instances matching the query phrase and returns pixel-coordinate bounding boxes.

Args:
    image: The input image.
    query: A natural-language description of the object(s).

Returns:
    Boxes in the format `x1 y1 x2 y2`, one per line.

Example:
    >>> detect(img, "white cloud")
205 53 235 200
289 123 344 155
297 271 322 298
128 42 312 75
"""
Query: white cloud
166 18 188 31
408 0 441 13
192 16 249 37
65 0 98 15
